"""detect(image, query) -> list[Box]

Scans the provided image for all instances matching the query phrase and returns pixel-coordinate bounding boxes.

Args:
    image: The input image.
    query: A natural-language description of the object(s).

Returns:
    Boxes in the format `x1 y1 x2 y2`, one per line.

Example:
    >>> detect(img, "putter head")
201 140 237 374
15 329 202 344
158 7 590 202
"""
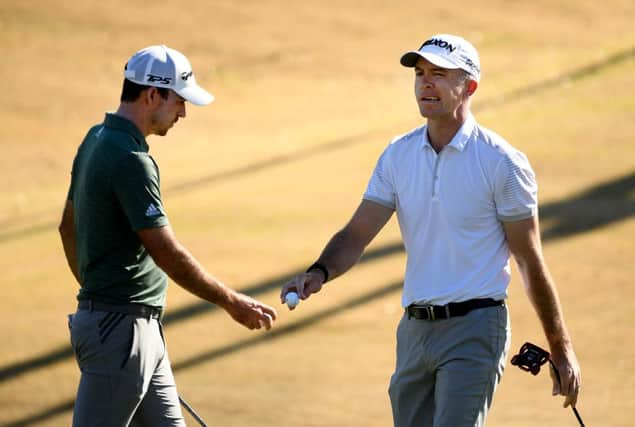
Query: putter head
510 342 550 376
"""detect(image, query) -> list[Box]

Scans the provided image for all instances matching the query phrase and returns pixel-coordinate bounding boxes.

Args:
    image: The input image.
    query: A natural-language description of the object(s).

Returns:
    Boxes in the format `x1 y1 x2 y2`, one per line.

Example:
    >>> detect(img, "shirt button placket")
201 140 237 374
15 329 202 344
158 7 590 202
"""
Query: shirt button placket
432 153 442 200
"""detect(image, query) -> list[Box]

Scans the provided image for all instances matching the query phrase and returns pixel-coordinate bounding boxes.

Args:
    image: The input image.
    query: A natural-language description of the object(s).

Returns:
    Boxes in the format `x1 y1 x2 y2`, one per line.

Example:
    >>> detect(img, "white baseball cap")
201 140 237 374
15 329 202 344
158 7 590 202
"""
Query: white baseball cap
124 45 214 106
400 34 481 81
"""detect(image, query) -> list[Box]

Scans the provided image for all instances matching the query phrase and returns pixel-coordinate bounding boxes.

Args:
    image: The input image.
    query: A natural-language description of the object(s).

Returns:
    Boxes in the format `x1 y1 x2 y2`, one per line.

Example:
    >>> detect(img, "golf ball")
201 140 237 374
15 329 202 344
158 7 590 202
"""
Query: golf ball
285 292 300 308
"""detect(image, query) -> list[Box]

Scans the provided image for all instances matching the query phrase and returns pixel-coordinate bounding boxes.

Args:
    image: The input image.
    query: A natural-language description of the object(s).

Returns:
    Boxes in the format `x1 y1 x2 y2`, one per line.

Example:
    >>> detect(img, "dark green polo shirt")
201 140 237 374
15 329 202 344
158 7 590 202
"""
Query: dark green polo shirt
68 113 169 307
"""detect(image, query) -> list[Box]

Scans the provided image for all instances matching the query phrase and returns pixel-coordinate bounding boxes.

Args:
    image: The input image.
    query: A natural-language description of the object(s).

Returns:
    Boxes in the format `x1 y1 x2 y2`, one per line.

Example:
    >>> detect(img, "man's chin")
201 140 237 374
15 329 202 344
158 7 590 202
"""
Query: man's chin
418 106 447 120
418 109 435 119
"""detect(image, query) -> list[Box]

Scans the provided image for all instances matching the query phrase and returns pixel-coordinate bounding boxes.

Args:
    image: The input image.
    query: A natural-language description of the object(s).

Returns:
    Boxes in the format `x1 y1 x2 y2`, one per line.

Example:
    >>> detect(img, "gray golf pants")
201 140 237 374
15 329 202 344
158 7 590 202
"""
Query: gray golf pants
388 304 510 427
68 308 185 426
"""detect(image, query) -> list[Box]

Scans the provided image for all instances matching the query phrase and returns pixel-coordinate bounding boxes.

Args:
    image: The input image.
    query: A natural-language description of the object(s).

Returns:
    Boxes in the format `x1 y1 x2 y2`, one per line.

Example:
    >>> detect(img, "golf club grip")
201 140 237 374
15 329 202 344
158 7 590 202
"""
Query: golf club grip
549 360 586 426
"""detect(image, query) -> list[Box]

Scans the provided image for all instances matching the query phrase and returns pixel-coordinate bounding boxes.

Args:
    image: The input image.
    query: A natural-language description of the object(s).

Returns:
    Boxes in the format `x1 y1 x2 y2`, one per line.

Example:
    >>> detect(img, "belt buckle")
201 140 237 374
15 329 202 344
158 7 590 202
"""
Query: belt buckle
425 305 436 321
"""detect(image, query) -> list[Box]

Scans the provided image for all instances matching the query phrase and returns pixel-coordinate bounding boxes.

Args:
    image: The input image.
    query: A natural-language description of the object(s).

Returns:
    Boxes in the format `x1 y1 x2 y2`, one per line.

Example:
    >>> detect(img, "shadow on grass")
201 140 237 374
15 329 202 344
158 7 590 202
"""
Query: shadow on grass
171 279 403 372
473 46 635 113
540 171 635 241
1 45 633 245
5 401 75 427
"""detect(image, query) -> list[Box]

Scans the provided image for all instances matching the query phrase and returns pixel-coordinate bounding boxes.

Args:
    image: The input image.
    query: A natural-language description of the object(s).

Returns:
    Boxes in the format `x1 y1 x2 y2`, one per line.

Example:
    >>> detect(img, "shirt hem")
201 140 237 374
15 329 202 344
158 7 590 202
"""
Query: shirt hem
362 195 395 210
497 210 535 222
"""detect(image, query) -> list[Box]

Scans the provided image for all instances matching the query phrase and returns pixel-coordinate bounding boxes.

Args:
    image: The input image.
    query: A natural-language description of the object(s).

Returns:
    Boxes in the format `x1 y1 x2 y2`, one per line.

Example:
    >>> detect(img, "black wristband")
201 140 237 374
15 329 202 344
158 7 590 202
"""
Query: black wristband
306 262 329 283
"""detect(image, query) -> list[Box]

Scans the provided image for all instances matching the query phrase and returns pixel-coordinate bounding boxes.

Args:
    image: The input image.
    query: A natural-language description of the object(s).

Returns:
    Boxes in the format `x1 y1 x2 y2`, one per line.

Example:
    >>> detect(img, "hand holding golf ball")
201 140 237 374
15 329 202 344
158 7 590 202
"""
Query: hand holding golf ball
284 291 300 309
281 267 327 309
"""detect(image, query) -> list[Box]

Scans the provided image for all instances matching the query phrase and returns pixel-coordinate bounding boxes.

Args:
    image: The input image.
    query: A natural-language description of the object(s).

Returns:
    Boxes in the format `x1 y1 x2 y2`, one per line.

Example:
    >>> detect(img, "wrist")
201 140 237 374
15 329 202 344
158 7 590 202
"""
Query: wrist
546 332 573 353
548 337 572 351
215 285 236 310
306 262 329 283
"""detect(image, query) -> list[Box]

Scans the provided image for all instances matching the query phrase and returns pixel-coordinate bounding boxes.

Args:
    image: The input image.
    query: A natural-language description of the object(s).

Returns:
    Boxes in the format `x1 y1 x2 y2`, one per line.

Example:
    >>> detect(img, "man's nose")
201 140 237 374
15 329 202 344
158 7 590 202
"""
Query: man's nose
179 104 187 118
420 74 434 86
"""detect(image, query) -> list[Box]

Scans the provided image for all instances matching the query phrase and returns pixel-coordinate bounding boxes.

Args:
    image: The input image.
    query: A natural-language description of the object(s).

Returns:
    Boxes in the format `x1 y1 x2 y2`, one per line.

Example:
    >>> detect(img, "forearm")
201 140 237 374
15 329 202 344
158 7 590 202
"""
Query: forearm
311 200 393 282
141 225 275 330
517 257 571 348
316 228 368 281
504 217 580 405
153 241 235 308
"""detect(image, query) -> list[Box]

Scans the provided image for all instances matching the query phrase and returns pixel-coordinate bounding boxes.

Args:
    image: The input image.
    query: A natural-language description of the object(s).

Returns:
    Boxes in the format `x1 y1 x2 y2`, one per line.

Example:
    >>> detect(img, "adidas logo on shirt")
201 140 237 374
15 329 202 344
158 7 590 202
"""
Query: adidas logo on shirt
145 203 161 217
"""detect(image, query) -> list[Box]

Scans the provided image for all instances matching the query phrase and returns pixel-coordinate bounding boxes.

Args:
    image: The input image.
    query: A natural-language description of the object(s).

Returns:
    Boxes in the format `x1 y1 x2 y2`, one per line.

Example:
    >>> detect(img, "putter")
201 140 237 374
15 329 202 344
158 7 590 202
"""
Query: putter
511 342 586 426
179 395 208 427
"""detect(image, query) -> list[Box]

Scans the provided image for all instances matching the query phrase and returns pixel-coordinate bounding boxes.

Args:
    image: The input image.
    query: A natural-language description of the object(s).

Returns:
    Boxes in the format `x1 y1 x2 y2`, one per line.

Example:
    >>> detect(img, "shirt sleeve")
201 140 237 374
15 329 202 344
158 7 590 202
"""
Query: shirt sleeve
494 150 538 222
112 153 169 231
363 145 396 209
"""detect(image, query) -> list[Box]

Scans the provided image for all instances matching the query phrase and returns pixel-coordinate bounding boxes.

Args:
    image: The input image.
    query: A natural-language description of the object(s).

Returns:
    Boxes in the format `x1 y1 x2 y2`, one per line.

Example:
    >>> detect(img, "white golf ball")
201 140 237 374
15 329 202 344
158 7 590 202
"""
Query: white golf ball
285 292 300 308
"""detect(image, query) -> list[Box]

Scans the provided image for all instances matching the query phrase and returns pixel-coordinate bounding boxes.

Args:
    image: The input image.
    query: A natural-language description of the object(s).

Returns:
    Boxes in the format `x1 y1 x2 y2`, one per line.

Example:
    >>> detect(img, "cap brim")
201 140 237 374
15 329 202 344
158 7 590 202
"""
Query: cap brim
176 84 215 106
400 51 460 70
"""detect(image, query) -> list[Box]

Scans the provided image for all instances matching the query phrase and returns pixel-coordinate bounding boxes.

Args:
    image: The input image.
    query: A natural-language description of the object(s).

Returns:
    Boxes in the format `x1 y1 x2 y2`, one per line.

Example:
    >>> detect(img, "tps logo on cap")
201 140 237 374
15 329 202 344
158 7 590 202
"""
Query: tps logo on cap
146 74 172 85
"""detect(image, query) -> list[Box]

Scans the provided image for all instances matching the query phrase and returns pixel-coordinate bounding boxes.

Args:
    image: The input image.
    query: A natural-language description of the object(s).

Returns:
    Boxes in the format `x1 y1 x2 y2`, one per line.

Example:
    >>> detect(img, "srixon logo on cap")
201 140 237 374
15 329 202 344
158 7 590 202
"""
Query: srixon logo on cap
421 38 456 53
146 74 172 85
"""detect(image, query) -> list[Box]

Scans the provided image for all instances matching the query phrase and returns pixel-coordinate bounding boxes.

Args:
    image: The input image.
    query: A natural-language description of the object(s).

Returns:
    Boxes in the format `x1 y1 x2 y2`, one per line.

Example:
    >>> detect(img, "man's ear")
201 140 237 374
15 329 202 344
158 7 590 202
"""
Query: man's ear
144 87 161 108
466 79 478 96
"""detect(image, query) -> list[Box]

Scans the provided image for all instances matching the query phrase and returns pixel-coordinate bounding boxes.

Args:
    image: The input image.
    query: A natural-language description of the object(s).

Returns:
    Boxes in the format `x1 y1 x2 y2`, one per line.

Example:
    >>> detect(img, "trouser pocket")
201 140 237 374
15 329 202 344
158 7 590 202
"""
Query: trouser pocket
120 320 137 369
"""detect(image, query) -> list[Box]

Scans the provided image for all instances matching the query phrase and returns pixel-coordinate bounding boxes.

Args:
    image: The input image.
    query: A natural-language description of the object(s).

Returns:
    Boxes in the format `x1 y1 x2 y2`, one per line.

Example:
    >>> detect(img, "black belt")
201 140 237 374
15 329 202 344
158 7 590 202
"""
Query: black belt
406 298 504 321
78 300 162 320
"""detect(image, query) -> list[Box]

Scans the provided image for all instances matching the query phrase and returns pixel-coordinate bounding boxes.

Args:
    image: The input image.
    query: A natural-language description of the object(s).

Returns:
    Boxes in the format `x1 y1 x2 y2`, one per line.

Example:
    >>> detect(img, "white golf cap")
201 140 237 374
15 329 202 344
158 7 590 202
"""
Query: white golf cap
400 34 481 81
124 45 214 106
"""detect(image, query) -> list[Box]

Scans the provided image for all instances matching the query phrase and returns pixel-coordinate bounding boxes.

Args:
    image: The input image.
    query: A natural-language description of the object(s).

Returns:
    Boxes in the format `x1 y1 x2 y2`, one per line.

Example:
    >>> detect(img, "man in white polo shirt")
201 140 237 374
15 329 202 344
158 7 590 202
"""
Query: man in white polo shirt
280 34 581 426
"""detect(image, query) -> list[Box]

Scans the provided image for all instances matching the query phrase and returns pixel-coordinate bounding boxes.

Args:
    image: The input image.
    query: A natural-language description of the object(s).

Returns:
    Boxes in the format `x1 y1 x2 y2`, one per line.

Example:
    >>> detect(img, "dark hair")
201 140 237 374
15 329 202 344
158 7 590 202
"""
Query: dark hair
120 78 170 103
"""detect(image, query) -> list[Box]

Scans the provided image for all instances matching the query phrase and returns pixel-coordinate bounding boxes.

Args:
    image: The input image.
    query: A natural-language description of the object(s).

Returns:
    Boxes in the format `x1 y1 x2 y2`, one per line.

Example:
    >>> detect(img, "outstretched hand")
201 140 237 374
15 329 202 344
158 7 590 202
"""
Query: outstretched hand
224 292 277 330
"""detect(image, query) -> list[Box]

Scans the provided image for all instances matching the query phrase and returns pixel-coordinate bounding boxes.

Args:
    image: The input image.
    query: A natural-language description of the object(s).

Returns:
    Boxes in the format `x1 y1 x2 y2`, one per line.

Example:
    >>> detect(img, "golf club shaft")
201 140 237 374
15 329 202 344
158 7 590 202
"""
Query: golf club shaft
572 406 585 426
179 395 208 427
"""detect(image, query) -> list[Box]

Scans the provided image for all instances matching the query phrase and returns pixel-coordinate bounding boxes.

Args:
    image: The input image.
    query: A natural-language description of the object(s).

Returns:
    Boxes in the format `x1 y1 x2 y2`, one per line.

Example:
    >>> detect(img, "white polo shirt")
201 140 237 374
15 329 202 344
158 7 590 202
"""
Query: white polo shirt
364 115 537 307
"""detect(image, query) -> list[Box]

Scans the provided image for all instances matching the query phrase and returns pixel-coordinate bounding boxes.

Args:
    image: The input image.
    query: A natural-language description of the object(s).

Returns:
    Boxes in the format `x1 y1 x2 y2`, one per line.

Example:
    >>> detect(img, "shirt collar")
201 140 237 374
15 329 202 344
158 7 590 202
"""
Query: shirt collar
420 114 476 152
103 113 149 152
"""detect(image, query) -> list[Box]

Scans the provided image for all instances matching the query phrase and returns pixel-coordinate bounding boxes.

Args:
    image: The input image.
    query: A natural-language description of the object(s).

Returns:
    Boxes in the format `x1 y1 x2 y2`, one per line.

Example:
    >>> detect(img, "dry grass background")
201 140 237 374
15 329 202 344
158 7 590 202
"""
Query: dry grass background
1 0 634 425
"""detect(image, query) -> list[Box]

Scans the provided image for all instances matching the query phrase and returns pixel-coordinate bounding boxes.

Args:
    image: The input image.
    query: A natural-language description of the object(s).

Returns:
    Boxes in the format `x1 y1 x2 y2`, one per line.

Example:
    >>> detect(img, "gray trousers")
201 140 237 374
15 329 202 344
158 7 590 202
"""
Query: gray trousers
68 308 185 426
388 304 510 427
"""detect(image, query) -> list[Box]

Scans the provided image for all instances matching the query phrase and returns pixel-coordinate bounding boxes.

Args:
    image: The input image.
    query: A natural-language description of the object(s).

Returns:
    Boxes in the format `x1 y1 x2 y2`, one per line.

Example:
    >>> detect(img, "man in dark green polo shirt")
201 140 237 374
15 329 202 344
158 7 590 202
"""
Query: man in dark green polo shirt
59 45 277 426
